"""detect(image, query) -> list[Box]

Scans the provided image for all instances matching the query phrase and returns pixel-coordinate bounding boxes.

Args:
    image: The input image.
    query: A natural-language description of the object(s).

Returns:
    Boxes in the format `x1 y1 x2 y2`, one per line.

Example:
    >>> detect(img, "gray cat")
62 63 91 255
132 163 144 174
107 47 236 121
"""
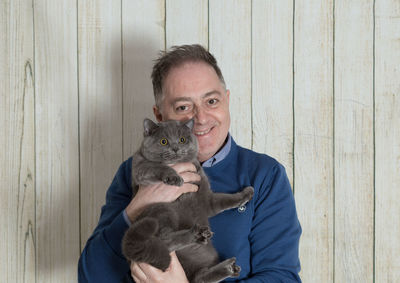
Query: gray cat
122 118 254 283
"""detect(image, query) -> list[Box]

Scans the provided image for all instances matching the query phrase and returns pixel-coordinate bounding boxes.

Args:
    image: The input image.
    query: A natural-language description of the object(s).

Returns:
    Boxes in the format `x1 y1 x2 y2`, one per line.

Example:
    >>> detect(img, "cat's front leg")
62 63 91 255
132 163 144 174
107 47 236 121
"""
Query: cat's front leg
208 186 254 217
160 166 184 186
133 161 183 186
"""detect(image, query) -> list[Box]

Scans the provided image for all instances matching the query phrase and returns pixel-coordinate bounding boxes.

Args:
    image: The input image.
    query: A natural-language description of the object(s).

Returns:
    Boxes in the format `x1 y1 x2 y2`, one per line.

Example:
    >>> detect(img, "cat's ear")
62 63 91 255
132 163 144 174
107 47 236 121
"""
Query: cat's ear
183 119 194 130
143 118 159 136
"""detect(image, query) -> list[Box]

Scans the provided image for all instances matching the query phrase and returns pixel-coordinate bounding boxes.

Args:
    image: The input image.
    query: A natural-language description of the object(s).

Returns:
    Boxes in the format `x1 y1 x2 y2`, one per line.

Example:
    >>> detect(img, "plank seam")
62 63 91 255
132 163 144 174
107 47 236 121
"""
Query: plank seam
121 0 124 160
372 0 376 282
76 0 82 255
250 0 253 151
332 0 336 282
207 0 210 49
32 0 37 282
164 0 167 50
292 0 296 194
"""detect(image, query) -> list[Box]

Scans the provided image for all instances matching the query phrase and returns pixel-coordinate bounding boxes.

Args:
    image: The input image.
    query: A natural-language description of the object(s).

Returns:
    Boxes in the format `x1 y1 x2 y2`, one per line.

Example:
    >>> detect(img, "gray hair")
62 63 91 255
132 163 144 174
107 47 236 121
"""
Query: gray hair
151 44 226 108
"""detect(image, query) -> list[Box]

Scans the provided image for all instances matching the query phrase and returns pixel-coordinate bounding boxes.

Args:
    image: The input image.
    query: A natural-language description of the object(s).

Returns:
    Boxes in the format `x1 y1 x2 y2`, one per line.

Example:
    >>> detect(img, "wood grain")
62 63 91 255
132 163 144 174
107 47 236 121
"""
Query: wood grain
34 0 80 281
334 1 374 282
251 0 294 186
122 0 166 158
209 0 252 149
166 0 208 48
0 1 35 282
375 1 400 281
294 1 334 281
78 0 123 249
1 1 400 281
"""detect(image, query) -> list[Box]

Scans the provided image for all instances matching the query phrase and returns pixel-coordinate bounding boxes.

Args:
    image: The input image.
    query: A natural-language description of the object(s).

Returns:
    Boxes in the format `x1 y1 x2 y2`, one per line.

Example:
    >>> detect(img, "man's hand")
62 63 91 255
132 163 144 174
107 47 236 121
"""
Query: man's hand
125 162 200 222
130 251 189 283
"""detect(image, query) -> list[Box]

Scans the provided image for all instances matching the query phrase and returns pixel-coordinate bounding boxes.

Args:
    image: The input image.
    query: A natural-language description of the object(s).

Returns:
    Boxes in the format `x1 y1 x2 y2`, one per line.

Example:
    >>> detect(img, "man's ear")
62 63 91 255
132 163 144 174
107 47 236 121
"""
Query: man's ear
143 118 159 136
153 105 163 122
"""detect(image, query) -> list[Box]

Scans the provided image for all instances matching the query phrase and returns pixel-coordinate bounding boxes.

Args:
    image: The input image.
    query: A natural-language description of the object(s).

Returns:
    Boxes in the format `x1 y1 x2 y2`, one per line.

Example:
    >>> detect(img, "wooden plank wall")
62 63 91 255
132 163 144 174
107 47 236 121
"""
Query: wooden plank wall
1 1 399 282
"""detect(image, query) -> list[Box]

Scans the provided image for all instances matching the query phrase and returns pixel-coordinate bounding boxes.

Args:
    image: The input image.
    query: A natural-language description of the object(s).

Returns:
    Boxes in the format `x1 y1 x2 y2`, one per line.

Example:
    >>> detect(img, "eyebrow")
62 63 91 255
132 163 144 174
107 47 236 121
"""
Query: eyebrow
171 90 222 104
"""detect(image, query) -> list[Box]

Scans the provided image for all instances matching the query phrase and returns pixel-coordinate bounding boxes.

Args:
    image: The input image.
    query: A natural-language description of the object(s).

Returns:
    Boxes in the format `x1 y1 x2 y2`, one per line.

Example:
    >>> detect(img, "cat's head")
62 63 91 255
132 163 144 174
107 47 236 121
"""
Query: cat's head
140 118 198 163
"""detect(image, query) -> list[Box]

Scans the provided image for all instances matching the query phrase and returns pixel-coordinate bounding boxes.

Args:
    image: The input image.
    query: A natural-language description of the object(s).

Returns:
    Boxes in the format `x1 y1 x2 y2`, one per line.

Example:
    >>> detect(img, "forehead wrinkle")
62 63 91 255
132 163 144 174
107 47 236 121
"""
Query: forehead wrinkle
202 90 222 98
171 96 193 104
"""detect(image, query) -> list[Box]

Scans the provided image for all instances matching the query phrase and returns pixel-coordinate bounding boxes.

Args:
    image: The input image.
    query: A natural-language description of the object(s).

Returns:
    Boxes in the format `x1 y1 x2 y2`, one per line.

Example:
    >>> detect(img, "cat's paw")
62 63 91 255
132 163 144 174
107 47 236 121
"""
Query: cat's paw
162 172 184 186
240 186 254 204
192 224 213 244
224 257 241 277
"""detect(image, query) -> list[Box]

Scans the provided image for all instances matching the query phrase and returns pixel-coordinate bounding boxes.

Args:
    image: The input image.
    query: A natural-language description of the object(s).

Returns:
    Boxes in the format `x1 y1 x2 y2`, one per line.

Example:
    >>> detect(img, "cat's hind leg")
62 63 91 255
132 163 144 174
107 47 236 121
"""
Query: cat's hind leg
161 224 213 252
192 257 241 283
122 217 171 271
208 186 254 217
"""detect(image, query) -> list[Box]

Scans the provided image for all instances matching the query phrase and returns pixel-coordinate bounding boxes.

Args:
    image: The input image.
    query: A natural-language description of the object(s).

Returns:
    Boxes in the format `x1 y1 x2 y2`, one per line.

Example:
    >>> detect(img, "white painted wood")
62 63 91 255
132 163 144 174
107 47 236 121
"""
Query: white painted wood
2 1 400 281
334 1 374 282
78 0 123 249
294 1 334 282
34 0 80 282
122 0 166 158
375 1 400 281
166 0 208 48
0 1 35 282
251 0 294 186
209 0 252 149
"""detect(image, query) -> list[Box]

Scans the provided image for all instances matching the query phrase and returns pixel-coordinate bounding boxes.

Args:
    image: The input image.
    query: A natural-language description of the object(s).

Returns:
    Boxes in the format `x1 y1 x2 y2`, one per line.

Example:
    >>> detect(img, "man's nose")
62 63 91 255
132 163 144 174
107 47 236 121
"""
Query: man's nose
194 106 207 124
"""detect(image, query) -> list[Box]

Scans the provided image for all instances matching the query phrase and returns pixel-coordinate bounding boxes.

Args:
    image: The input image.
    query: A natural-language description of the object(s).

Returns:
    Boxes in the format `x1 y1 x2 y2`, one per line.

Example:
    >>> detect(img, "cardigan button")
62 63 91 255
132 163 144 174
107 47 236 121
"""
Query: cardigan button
238 205 246 213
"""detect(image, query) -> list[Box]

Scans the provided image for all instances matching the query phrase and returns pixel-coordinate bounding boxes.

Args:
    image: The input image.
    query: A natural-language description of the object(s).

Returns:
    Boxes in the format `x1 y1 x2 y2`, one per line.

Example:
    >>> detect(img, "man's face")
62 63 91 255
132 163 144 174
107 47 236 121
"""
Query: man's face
153 61 231 162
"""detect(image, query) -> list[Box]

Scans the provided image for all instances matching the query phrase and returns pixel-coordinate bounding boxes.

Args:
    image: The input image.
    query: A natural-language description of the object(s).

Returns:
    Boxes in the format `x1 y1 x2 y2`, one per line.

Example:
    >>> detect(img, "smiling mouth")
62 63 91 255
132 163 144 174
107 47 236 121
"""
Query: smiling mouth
194 127 213 136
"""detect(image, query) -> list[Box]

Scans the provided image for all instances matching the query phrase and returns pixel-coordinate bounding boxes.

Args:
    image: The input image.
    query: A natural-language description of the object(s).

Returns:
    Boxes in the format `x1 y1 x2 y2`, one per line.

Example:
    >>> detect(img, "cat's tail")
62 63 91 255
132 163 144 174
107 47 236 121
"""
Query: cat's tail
122 218 171 271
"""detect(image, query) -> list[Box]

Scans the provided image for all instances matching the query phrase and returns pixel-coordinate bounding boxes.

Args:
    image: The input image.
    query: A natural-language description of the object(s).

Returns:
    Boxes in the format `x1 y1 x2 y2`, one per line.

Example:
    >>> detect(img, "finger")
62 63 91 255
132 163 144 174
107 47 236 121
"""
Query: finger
131 274 140 283
179 183 199 193
168 251 187 276
180 171 201 183
130 262 147 282
169 251 179 265
137 262 164 281
171 162 197 174
138 261 161 274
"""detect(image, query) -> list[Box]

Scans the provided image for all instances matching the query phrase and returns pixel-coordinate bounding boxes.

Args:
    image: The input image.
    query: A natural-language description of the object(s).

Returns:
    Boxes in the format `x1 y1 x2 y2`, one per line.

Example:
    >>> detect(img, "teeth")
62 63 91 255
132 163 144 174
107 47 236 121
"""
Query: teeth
195 128 211 136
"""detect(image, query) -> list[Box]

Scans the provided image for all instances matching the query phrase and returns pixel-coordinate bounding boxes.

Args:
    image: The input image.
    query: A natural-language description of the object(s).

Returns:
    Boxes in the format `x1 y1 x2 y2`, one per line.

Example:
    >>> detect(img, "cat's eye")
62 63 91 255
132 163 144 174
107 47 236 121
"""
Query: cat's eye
179 137 186 144
160 138 168 146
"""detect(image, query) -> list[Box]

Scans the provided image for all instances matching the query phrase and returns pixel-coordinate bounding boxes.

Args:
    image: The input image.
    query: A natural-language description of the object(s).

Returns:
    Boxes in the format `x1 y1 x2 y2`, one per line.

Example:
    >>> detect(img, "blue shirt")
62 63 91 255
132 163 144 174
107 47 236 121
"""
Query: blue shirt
202 133 232 167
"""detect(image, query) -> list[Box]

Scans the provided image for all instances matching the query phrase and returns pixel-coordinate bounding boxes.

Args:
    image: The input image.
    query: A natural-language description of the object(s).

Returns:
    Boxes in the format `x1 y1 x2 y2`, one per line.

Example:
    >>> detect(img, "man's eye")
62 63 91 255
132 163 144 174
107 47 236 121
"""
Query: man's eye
176 105 188 111
208 99 218 105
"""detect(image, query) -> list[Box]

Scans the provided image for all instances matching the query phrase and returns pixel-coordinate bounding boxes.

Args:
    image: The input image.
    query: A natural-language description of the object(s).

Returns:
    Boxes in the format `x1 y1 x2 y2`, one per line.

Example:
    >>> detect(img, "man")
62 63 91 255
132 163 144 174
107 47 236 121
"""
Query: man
78 44 302 282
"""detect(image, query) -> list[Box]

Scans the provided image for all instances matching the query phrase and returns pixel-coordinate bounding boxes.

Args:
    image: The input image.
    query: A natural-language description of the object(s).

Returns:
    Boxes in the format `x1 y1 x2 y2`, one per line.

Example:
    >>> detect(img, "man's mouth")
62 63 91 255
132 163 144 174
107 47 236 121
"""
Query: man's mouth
194 127 212 136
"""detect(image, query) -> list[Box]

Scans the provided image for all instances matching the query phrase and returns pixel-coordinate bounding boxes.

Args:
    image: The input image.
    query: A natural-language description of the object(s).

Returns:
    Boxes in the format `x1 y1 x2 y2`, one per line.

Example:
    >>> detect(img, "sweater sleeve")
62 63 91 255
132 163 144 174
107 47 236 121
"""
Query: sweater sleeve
239 163 302 282
78 158 133 283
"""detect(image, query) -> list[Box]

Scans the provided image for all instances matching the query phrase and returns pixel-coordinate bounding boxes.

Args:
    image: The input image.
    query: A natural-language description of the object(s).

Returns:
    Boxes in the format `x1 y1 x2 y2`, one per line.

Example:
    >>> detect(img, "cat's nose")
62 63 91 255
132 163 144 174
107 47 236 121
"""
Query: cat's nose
172 146 179 152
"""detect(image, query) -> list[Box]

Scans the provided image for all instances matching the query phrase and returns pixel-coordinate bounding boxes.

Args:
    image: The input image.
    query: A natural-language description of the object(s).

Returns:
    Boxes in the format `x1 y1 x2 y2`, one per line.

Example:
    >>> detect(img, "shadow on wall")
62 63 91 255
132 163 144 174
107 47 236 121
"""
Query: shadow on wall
77 32 160 260
37 30 161 278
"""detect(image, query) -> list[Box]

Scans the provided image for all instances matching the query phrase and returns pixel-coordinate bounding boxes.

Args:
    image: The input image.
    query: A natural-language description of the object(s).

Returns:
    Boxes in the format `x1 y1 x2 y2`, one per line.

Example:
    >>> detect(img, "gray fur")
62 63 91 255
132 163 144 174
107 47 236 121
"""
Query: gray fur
122 118 254 283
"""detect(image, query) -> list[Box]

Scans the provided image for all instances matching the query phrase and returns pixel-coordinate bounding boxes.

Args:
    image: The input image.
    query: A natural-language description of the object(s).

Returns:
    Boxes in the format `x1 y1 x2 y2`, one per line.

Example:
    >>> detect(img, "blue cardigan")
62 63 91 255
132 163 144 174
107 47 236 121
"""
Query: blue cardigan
78 139 302 282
